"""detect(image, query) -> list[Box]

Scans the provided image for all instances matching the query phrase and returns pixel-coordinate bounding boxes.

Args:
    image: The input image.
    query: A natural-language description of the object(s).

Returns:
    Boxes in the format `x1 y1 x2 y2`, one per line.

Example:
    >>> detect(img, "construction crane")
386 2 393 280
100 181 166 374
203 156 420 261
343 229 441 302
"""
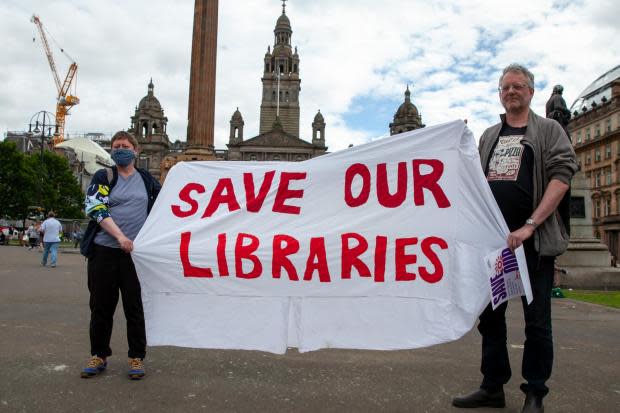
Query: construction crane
31 14 79 146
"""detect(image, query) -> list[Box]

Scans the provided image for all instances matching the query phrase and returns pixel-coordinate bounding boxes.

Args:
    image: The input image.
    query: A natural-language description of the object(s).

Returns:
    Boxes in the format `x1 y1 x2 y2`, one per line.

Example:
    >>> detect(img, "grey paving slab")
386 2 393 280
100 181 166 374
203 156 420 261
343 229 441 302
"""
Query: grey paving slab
0 246 619 413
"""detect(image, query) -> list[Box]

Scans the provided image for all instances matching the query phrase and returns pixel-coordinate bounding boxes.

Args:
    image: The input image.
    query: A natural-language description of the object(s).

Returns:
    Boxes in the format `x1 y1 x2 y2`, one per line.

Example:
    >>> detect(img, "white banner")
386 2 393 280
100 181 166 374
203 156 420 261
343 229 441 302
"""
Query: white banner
132 120 524 354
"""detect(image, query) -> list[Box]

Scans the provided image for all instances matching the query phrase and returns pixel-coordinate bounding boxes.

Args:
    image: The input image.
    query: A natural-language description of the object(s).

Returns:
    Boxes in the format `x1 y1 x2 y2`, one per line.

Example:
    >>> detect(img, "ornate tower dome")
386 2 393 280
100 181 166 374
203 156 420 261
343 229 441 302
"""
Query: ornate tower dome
389 85 425 135
229 107 244 144
128 78 170 179
312 109 326 147
138 78 162 112
259 0 300 137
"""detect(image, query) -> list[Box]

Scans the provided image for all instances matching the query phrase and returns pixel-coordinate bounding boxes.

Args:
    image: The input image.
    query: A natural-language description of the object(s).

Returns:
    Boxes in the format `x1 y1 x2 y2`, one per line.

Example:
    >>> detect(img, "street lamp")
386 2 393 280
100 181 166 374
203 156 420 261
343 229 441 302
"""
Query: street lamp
28 111 58 160
27 111 58 209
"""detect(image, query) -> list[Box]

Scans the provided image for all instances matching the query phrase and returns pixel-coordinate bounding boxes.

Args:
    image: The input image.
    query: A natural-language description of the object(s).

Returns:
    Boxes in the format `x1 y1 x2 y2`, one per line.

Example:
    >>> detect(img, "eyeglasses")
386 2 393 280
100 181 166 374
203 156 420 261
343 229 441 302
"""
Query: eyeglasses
498 83 530 93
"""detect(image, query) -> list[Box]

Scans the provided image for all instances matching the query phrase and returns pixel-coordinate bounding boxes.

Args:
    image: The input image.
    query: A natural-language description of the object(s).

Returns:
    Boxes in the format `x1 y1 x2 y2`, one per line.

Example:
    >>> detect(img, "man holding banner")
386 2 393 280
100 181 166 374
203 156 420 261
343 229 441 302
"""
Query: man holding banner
452 64 577 413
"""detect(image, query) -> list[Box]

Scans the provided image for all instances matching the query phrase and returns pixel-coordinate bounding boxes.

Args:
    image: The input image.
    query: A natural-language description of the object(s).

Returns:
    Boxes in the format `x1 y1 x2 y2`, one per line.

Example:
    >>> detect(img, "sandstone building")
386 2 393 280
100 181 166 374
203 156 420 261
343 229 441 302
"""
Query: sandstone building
569 65 620 259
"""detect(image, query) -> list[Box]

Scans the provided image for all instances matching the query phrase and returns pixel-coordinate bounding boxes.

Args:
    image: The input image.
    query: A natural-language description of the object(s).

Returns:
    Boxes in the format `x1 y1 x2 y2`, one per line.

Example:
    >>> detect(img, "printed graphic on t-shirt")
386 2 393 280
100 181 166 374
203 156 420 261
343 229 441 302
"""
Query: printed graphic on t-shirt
487 135 525 181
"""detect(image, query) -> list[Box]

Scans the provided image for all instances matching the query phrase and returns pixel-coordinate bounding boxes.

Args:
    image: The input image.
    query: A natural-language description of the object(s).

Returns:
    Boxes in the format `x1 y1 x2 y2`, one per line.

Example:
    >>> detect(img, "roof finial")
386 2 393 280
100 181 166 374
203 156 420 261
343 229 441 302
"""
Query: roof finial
282 0 287 14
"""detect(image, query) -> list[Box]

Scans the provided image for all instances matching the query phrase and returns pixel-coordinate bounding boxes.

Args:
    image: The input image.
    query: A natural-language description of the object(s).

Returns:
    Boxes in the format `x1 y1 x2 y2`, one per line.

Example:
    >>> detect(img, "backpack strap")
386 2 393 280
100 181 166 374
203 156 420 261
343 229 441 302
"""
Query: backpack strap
104 167 118 188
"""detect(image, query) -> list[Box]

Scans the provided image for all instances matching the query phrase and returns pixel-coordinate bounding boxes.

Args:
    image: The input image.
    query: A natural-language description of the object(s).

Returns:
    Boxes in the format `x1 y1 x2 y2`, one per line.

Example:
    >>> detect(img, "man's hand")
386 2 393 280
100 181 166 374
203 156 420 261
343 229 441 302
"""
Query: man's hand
507 225 535 252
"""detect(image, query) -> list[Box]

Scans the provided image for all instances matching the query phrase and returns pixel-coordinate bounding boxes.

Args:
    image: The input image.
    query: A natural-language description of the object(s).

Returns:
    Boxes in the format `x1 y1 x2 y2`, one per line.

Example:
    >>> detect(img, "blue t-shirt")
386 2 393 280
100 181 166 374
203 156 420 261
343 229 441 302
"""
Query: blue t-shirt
94 171 148 248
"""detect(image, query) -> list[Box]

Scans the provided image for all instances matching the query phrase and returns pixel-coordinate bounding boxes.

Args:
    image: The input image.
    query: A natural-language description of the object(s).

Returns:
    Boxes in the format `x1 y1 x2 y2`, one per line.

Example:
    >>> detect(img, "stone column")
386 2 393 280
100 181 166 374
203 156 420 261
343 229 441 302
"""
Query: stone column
185 0 218 158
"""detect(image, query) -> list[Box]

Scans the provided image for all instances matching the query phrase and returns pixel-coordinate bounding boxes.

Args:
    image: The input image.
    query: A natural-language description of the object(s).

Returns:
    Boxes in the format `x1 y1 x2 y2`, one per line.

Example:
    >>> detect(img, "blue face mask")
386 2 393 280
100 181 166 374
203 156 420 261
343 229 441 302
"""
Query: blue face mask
111 149 136 167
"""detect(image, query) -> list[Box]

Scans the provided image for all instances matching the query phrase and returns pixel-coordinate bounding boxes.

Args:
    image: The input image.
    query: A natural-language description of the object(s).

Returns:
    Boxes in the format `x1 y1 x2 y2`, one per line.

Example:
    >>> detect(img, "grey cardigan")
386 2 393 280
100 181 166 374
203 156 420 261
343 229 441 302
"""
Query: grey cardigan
478 110 578 256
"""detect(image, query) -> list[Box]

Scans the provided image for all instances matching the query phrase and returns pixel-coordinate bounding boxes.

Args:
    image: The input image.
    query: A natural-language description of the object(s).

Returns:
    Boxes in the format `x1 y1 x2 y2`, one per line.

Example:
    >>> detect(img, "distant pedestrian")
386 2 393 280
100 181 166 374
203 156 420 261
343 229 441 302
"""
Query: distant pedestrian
21 231 28 247
73 228 83 249
40 211 62 267
27 224 39 249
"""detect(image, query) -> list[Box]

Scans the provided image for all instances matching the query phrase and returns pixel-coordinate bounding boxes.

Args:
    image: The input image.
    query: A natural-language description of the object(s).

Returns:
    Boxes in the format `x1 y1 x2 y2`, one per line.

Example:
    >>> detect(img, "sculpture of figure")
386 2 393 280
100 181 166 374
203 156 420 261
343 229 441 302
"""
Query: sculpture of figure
546 85 571 136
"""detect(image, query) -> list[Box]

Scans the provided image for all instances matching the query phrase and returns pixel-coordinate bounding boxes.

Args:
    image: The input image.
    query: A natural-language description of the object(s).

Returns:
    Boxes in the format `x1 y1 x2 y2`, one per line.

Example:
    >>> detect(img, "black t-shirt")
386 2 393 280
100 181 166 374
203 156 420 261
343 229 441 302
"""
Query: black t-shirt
485 124 534 232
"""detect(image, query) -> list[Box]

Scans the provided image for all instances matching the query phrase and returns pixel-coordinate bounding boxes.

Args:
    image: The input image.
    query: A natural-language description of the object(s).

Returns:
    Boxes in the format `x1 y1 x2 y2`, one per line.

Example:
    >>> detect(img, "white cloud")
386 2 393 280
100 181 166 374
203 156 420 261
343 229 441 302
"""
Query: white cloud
0 0 618 154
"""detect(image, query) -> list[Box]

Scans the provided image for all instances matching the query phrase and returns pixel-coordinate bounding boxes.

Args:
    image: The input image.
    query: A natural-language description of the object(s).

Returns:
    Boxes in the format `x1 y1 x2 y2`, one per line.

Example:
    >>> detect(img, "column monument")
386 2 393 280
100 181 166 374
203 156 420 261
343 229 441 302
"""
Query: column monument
161 0 218 180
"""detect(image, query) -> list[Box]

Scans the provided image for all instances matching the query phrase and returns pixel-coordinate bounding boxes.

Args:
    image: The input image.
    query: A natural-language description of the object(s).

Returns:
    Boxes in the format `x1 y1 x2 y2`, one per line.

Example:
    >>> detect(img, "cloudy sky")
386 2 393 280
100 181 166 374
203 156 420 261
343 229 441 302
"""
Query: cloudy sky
1 0 618 152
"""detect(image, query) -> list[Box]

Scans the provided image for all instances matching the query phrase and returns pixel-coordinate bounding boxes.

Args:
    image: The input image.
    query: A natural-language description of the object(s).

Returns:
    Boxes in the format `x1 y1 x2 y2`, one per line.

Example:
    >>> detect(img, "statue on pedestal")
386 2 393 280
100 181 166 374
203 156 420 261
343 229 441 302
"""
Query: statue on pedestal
546 85 571 137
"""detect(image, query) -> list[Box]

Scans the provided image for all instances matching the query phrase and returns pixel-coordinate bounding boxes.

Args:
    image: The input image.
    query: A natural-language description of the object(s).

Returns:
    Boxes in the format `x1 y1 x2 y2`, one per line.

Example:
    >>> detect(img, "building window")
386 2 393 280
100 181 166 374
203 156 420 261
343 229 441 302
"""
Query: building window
595 170 601 187
586 153 591 165
595 199 601 218
576 131 582 144
606 167 612 185
595 148 601 162
595 123 601 137
605 198 611 216
606 143 612 159
616 192 620 213
586 127 591 141
607 119 612 133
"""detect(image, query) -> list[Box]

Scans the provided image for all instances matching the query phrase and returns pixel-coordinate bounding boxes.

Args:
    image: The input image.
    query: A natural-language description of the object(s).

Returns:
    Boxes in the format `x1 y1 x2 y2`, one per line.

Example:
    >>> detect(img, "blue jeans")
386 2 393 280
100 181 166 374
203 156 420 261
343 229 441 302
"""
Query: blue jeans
42 242 59 266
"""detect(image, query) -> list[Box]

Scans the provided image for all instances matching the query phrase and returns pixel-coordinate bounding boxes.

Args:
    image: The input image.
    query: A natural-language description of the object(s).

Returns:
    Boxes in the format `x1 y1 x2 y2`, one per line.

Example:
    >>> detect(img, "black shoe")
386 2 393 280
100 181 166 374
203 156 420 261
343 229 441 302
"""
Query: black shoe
452 388 506 408
521 392 544 413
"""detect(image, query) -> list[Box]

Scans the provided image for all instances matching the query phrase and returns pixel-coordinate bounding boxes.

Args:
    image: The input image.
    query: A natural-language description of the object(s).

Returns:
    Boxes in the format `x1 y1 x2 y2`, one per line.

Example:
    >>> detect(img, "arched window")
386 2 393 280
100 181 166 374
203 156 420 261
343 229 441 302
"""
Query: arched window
152 123 158 133
234 127 239 138
293 64 297 73
279 64 284 74
142 122 148 136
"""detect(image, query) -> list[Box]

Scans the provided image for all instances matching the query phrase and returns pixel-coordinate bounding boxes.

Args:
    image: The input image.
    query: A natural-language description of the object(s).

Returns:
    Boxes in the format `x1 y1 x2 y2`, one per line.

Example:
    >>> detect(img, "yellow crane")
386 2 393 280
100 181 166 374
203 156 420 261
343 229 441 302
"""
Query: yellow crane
31 14 79 146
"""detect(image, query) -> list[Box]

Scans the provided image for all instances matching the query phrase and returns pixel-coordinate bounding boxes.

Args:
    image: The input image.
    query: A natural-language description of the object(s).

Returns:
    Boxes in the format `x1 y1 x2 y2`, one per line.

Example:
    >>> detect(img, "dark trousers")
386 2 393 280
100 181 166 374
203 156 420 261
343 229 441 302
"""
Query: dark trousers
479 250 554 397
87 244 146 359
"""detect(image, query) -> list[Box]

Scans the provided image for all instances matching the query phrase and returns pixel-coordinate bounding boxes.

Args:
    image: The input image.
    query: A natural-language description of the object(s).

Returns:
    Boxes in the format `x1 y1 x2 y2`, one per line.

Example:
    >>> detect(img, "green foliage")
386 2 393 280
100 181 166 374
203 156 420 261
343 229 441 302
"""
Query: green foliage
0 141 84 220
24 151 85 219
0 141 37 220
564 290 620 309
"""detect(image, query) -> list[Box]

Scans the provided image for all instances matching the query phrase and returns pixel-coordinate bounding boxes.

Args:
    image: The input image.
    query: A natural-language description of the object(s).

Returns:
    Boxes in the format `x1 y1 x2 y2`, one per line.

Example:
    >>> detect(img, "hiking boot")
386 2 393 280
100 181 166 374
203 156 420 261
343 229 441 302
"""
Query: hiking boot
80 356 107 378
452 387 506 408
128 358 145 380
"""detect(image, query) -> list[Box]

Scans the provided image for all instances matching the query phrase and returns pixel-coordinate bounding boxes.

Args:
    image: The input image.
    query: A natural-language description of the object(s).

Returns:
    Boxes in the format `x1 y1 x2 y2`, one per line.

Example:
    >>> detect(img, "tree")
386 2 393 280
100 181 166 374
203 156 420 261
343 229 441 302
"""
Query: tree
0 141 37 220
24 150 85 219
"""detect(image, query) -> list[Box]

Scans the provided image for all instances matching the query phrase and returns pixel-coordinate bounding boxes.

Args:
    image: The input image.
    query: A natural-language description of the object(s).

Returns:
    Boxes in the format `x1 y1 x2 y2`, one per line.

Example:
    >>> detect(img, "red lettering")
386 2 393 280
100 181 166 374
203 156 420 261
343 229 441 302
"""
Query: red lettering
272 234 300 280
395 237 418 281
217 233 229 276
171 183 205 218
202 178 241 218
412 159 451 208
234 233 262 279
273 172 306 215
374 236 387 282
303 237 331 282
179 231 213 277
341 233 370 278
419 236 448 283
344 163 371 207
377 162 407 208
244 171 276 212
